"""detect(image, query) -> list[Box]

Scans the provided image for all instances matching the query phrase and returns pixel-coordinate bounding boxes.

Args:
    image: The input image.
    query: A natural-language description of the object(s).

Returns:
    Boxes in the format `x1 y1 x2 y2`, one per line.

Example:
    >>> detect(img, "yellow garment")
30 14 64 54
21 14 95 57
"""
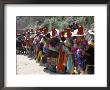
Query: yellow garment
70 66 74 74
36 51 42 62
70 55 74 74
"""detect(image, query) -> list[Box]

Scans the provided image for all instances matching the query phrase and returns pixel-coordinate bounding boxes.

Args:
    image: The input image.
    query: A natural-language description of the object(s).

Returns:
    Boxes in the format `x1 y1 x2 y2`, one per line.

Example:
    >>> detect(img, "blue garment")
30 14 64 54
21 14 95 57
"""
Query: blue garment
75 53 82 65
63 46 75 73
66 55 71 73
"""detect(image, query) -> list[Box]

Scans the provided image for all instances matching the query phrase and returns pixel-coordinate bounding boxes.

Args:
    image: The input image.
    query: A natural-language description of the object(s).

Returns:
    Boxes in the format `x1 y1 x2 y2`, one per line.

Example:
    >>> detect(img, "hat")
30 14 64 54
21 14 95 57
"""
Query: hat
67 28 86 37
50 28 59 37
72 32 86 37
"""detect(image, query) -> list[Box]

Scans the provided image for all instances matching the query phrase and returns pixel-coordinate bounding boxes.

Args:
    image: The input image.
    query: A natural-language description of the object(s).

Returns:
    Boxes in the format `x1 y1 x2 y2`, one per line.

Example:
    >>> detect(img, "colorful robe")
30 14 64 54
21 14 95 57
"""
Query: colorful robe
63 46 74 74
56 45 65 73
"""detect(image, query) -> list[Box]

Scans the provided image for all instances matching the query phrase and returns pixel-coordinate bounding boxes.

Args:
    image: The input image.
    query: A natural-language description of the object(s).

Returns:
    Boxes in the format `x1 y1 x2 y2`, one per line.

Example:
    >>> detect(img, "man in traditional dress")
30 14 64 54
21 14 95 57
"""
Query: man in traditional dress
56 43 65 73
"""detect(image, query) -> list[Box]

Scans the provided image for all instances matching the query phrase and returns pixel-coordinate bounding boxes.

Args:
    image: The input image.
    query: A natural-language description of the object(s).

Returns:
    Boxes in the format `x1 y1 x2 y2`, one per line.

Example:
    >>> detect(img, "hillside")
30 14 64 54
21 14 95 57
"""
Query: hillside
16 16 94 40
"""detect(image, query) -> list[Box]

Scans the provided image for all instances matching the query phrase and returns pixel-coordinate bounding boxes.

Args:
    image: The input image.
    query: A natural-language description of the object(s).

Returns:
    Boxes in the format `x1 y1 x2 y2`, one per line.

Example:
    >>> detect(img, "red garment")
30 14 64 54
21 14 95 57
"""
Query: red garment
76 36 81 43
26 38 30 45
60 31 65 37
22 40 26 46
56 45 65 72
36 30 38 34
40 28 43 32
29 39 33 47
66 28 72 38
77 25 84 35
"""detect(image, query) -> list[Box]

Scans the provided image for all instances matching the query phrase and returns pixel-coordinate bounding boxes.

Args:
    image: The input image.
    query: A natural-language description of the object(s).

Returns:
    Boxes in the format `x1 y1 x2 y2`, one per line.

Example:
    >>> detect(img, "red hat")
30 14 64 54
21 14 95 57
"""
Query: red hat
60 31 65 37
71 25 86 37
64 27 72 38
77 25 84 35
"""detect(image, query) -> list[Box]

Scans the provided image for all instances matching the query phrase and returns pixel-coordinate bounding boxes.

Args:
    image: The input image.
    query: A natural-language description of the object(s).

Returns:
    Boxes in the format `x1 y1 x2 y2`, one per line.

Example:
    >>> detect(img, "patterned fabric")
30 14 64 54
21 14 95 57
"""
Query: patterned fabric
63 46 74 74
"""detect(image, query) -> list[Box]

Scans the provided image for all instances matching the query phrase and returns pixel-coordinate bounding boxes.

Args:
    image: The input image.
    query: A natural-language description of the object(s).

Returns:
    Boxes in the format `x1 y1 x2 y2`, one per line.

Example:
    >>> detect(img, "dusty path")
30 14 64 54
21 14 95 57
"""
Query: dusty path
16 55 55 74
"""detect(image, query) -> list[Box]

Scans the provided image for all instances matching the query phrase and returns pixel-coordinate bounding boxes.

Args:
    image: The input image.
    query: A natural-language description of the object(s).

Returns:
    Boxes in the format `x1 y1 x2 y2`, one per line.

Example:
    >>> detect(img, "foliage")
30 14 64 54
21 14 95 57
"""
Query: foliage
16 16 94 32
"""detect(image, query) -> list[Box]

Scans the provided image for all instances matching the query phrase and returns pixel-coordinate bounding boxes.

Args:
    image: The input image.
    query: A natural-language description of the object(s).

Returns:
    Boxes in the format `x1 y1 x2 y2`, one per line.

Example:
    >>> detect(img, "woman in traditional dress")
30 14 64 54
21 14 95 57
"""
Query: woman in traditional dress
46 37 60 72
56 43 65 73
63 38 74 74
35 35 45 63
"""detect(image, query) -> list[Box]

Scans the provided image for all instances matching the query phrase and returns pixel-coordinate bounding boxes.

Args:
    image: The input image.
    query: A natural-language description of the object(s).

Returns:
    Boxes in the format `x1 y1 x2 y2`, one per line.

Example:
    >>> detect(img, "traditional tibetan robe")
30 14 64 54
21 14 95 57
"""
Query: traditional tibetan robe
56 44 65 73
63 46 74 74
74 48 85 74
36 51 42 62
47 42 59 72
29 38 33 47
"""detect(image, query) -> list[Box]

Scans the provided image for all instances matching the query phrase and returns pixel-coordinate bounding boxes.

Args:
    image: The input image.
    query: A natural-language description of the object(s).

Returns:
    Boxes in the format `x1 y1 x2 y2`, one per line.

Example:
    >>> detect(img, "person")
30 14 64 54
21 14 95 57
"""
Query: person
84 29 94 74
16 34 21 54
22 37 27 54
78 40 88 74
63 38 74 74
35 36 44 62
56 43 65 73
84 39 94 74
42 40 49 65
72 33 87 74
28 36 34 57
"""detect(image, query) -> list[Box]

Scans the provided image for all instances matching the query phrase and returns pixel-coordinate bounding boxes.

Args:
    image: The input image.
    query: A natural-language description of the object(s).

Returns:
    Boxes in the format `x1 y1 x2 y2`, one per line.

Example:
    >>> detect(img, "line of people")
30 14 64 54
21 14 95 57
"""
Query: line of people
16 23 94 74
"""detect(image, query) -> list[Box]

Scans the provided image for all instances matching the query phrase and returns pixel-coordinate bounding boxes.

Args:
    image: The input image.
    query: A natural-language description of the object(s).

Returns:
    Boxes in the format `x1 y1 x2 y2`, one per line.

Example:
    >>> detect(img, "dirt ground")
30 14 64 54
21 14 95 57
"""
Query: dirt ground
16 55 55 74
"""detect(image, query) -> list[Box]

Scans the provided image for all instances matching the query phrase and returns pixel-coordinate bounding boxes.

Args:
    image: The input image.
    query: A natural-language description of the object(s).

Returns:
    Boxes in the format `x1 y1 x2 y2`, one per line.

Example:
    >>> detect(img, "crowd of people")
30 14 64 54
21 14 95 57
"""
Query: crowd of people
16 22 94 74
